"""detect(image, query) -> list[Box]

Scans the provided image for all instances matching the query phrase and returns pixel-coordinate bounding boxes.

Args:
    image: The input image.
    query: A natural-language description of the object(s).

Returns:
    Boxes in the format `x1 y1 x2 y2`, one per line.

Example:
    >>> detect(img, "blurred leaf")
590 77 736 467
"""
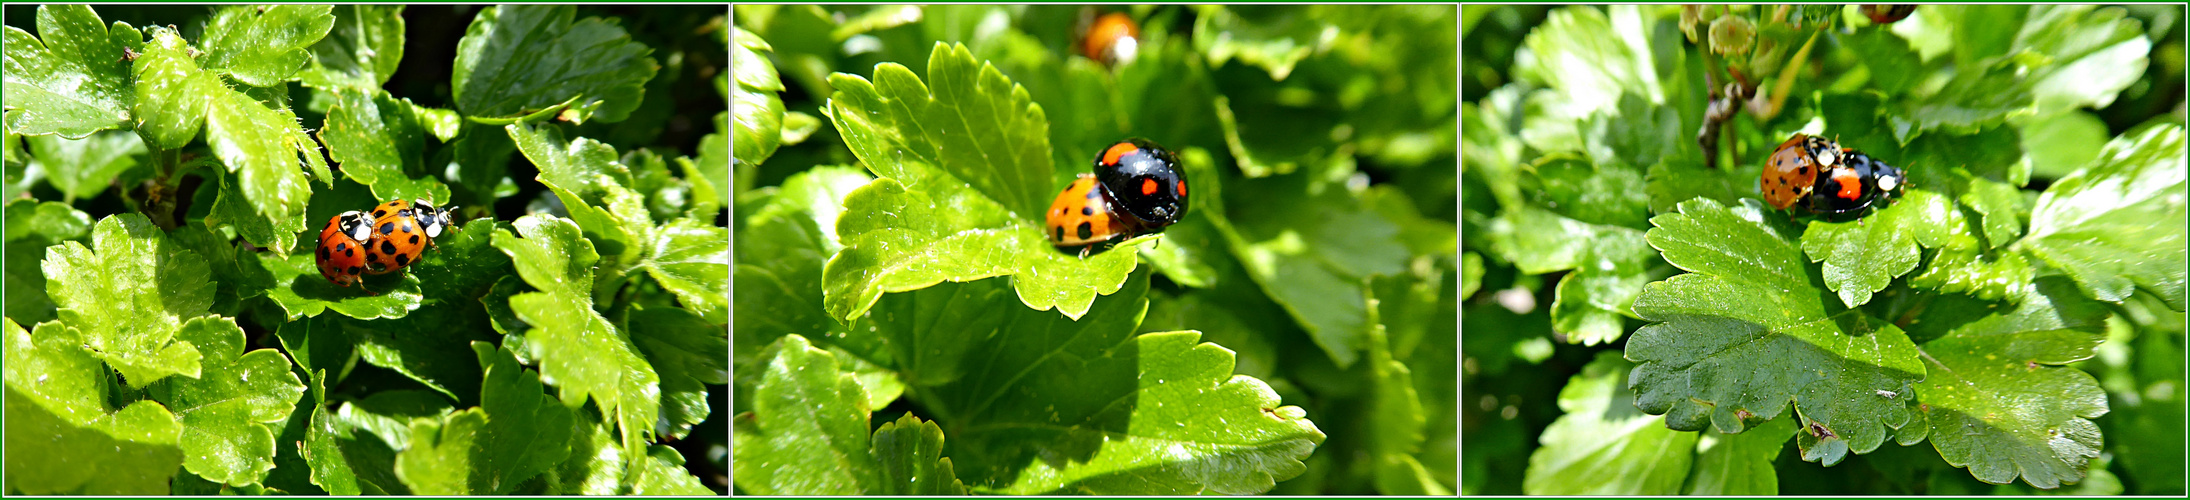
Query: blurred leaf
453 5 659 124
2 5 137 138
3 319 185 494
628 445 715 495
1524 351 1696 495
199 5 335 87
4 199 91 325
2021 111 2109 180
2019 124 2186 311
1627 198 1923 466
1514 6 1662 121
24 129 143 201
1193 5 1324 80
1684 417 1796 495
41 213 210 386
301 5 405 91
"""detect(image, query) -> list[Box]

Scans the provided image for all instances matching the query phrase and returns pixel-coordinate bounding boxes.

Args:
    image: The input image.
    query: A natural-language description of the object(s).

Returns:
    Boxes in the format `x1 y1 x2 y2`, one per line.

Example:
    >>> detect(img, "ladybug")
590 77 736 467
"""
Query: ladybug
359 199 457 275
1079 12 1141 66
1760 134 1847 209
1046 174 1130 256
1803 149 1906 218
1046 138 1187 256
1093 138 1186 228
1861 5 1916 24
315 211 374 288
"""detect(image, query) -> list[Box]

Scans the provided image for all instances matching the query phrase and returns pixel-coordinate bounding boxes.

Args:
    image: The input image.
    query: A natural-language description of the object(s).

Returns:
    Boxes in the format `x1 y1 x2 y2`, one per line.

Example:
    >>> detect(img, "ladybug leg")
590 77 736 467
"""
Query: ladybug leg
1078 245 1092 259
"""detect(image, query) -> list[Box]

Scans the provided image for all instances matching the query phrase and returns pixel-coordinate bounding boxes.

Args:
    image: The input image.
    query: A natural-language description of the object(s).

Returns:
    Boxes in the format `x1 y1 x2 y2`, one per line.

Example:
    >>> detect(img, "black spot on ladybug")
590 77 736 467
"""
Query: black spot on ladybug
1077 222 1093 240
374 209 386 218
1082 205 1094 216
345 247 354 258
401 223 412 234
380 241 398 254
399 209 412 218
410 235 420 244
348 266 361 275
379 222 395 235
395 254 410 266
319 247 330 260
1054 225 1064 241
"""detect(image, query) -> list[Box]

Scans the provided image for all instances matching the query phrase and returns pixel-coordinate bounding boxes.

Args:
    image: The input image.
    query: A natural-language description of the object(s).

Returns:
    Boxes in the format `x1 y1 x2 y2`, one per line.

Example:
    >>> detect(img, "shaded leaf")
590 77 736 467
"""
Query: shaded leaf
1524 351 1696 495
453 5 658 123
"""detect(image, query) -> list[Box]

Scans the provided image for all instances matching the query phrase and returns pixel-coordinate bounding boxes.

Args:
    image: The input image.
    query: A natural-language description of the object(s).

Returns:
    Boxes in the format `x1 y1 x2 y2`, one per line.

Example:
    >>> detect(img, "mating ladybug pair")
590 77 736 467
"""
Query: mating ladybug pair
315 199 458 292
1759 134 1906 219
1046 138 1188 257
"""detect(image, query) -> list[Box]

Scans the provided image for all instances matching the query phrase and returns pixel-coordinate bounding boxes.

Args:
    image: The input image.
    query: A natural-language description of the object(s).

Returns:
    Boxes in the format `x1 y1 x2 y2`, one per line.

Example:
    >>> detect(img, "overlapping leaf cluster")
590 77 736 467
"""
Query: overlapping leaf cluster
1464 4 2185 495
3 4 726 494
733 4 1456 495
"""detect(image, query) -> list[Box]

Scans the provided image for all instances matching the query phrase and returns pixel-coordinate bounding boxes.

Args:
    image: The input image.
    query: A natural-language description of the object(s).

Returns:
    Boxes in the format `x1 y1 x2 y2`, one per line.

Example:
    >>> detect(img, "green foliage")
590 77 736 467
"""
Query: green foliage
736 4 1455 495
3 4 726 494
1466 4 2186 495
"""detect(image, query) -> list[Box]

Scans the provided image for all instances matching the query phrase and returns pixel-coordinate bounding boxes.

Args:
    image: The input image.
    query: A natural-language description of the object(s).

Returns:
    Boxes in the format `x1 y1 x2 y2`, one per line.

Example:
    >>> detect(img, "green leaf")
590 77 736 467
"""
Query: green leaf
320 89 449 204
1906 277 2111 488
129 27 220 150
2019 123 2187 311
1523 351 1697 495
41 213 210 386
1683 417 1797 495
490 214 660 466
4 319 185 494
1627 198 1924 466
199 5 335 87
872 414 970 495
876 273 1324 494
25 129 144 201
2018 6 2151 116
700 111 731 201
164 315 306 486
641 217 729 323
733 27 786 169
260 252 424 321
1513 6 1663 120
390 342 573 494
206 89 322 246
2022 111 2110 180
732 334 880 495
506 122 633 201
2 5 137 138
301 5 405 91
4 199 91 325
1363 294 1444 495
1226 174 1411 364
627 304 727 440
1192 6 1323 80
203 166 308 256
629 445 714 494
1486 206 1653 345
1800 190 1956 307
452 5 659 123
826 42 1054 221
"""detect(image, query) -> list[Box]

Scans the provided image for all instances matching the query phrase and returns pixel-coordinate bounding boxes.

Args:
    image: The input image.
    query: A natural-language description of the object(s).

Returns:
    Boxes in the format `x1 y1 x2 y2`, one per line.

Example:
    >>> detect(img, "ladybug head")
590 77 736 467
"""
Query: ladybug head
412 201 457 238
1094 138 1187 228
337 211 373 241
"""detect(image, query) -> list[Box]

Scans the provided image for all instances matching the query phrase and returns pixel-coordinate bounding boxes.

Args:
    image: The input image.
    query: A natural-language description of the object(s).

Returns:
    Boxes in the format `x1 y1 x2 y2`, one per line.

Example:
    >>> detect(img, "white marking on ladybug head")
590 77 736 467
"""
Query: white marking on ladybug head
1877 173 1900 192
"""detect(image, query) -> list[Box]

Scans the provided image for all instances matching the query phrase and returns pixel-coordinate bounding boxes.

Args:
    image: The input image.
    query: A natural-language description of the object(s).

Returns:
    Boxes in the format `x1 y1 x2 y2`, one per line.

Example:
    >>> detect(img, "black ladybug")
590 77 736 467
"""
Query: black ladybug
1092 138 1187 230
1803 149 1906 219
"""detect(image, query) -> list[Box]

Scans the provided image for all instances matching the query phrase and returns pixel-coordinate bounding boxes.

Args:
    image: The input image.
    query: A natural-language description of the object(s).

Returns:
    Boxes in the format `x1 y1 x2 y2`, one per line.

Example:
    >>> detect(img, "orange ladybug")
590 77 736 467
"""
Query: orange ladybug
315 211 374 288
1760 134 1842 209
1080 12 1141 66
1046 174 1130 257
359 199 457 275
